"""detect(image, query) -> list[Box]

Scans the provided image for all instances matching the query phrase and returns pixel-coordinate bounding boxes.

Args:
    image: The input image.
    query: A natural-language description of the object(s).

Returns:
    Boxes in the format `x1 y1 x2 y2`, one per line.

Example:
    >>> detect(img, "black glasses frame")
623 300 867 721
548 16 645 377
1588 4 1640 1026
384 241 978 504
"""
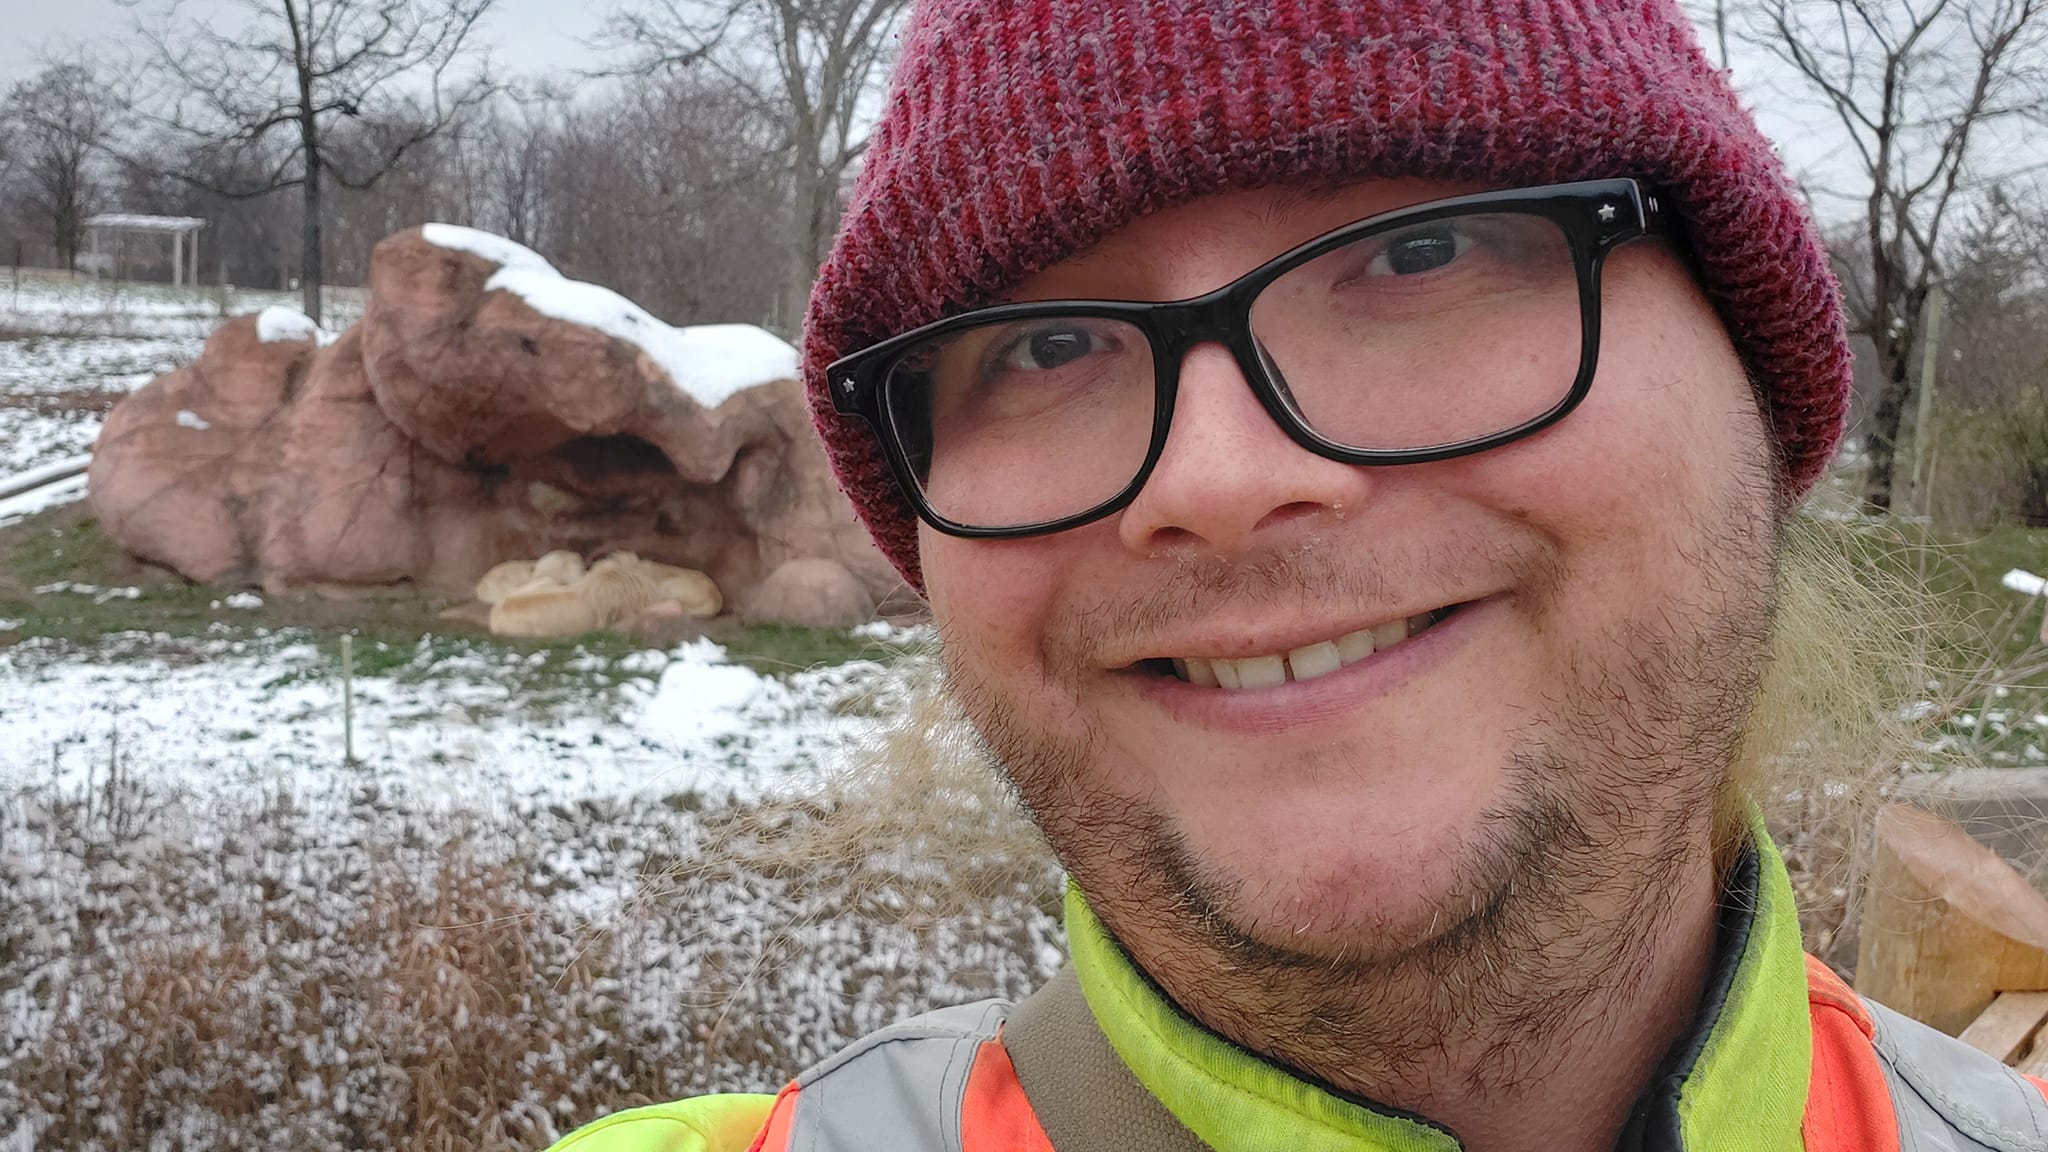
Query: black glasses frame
825 178 1677 539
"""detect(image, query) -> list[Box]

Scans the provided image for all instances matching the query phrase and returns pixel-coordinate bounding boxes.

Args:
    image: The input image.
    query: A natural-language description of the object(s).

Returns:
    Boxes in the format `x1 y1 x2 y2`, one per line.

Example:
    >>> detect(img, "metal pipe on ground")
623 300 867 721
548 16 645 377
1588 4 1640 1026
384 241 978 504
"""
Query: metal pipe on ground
0 456 92 503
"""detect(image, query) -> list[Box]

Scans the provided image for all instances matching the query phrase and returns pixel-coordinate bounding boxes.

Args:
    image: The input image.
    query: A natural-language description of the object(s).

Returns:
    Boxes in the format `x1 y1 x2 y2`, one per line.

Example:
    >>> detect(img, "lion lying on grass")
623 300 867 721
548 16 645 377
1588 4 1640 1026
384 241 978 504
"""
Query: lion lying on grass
480 551 722 639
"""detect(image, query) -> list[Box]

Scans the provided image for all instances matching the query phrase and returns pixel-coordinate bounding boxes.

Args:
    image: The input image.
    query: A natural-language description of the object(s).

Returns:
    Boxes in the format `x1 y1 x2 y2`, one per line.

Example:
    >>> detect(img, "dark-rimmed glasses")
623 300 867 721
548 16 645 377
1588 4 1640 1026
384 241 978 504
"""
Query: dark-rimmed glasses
826 178 1676 538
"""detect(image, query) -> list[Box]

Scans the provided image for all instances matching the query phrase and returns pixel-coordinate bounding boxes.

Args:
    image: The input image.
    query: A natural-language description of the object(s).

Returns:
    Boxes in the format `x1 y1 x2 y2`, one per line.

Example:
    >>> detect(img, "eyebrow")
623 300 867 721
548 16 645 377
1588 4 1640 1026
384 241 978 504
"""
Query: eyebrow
1256 182 1357 228
1051 182 1357 277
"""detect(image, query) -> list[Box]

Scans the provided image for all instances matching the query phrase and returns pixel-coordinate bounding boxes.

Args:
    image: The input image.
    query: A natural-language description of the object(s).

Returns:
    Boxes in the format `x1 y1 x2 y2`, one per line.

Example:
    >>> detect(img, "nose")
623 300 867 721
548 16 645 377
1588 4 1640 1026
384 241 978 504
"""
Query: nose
1117 343 1376 556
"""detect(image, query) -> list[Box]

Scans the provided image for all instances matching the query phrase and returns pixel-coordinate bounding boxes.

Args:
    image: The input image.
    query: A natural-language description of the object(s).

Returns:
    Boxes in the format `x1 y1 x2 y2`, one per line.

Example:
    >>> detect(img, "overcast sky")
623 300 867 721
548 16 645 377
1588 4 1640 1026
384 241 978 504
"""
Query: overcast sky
0 0 2027 230
0 0 614 89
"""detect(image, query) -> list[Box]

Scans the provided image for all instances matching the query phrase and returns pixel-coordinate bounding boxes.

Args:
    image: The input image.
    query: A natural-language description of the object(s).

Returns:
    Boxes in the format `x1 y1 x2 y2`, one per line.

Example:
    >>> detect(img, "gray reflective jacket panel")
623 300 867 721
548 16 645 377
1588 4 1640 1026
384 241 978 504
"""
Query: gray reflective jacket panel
1867 999 2048 1152
784 999 1010 1152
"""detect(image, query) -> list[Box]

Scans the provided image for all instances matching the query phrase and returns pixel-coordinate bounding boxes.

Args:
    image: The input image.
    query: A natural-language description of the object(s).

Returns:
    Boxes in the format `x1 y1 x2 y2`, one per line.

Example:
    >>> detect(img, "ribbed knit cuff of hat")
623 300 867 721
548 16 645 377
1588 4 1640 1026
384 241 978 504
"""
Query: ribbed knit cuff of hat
803 0 1852 591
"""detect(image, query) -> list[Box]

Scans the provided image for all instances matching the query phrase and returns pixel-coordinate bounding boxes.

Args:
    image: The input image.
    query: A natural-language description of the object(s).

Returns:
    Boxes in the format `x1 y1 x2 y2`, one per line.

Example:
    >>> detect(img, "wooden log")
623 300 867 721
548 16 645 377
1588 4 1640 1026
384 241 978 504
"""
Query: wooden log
1960 991 2048 1063
1855 804 2048 1036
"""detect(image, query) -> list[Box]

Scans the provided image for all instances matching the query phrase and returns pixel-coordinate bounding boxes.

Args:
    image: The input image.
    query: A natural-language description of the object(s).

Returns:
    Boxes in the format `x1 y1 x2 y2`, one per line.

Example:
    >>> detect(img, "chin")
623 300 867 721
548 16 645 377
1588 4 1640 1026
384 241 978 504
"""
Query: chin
1157 787 1515 964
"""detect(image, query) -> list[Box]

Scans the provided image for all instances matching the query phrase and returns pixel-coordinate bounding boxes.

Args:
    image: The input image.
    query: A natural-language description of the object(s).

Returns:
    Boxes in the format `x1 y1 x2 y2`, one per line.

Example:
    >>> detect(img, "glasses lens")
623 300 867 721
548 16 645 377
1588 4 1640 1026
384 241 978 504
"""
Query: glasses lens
1249 211 1583 451
881 315 1156 529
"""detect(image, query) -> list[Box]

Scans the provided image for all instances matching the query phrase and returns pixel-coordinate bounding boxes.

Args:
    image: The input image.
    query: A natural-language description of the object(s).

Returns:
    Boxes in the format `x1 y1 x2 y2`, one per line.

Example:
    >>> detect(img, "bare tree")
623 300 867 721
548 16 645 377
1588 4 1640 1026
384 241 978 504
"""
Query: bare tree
607 0 910 335
1734 0 2048 512
473 90 563 248
1944 188 2048 404
1936 187 2048 523
538 69 788 324
122 0 499 322
3 62 114 271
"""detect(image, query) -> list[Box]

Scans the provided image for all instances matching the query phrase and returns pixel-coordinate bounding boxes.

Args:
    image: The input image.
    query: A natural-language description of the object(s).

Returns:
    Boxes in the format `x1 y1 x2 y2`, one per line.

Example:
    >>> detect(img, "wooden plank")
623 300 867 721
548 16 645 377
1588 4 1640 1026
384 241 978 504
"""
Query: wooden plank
1960 991 2048 1063
1856 804 2048 1036
2021 1045 2048 1079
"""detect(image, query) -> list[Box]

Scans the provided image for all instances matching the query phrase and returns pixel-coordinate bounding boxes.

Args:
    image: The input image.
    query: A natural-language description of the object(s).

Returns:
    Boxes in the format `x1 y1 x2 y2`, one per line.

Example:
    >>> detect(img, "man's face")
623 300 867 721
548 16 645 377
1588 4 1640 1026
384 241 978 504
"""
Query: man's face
922 179 1779 980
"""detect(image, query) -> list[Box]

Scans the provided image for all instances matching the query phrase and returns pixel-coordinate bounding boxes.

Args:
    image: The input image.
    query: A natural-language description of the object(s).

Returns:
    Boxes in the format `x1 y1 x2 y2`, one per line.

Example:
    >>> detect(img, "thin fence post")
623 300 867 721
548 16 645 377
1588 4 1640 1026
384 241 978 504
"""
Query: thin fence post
341 634 356 764
1912 284 1946 520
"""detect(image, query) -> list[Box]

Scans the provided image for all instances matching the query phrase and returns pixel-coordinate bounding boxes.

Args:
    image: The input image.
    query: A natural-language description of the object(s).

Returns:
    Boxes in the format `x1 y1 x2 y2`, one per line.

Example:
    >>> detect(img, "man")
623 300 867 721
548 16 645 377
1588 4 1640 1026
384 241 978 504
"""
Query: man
554 2 2048 1150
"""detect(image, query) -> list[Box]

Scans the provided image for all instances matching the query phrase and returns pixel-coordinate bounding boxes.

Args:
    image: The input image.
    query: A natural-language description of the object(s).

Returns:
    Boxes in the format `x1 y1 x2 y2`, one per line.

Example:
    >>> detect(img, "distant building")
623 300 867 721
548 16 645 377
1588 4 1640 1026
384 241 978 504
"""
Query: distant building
84 214 210 286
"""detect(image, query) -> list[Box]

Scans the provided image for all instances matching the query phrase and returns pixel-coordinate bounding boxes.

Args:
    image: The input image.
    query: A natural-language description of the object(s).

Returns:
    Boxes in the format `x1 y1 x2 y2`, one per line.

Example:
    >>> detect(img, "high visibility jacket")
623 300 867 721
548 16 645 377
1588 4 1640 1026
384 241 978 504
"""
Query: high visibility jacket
551 835 2048 1152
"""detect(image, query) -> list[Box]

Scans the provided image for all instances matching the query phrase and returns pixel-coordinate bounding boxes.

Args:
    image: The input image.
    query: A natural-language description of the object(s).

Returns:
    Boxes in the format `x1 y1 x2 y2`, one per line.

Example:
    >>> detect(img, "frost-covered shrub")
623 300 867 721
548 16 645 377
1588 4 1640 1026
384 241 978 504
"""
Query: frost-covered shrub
0 762 1064 1151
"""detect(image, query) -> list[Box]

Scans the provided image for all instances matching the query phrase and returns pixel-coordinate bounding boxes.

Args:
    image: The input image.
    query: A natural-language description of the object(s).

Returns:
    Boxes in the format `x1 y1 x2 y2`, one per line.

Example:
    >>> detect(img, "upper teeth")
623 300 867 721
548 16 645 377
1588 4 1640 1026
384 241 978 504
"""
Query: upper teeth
1171 614 1438 689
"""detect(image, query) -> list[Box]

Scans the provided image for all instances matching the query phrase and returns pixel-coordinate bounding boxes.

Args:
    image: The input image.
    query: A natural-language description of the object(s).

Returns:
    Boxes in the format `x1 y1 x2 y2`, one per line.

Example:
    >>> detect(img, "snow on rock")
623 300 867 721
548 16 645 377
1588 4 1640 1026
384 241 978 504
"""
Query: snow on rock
222 592 263 610
255 306 327 345
175 409 211 431
2006 569 2046 597
665 324 803 406
484 266 799 407
420 222 556 276
423 221 797 407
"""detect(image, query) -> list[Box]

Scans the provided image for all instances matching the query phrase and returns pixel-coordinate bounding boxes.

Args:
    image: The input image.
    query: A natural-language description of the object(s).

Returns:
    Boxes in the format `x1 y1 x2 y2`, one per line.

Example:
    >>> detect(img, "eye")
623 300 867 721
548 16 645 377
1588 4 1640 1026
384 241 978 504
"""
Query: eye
1365 224 1469 277
995 324 1113 373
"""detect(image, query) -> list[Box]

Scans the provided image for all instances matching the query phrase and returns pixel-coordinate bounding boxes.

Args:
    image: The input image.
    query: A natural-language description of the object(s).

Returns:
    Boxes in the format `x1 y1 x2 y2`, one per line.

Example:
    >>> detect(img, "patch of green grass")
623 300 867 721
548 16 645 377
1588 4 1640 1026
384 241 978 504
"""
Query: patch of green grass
1927 524 2048 598
0 506 913 705
1892 523 2048 664
0 559 221 648
708 621 915 676
4 509 131 590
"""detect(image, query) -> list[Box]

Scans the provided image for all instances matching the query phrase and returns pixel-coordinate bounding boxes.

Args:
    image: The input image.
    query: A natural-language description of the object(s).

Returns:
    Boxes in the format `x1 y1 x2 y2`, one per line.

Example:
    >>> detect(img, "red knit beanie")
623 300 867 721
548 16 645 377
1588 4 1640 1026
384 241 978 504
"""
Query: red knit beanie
804 0 1852 590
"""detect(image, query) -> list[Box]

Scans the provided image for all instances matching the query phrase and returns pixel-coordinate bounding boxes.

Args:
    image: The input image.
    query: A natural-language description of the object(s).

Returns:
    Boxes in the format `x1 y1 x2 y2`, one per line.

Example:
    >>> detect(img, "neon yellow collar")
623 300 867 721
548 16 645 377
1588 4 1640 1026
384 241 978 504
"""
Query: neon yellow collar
1064 826 1810 1152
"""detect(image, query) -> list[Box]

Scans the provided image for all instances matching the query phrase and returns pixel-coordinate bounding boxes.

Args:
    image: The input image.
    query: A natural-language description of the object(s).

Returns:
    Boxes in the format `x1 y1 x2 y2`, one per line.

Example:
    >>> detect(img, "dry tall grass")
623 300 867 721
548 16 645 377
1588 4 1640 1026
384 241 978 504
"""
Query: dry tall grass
0 764 1062 1150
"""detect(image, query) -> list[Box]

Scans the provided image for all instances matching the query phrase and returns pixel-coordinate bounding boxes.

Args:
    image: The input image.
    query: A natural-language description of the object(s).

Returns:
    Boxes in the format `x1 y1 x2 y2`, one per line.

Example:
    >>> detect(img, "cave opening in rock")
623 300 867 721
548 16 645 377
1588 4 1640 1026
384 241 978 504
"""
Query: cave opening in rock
552 434 677 480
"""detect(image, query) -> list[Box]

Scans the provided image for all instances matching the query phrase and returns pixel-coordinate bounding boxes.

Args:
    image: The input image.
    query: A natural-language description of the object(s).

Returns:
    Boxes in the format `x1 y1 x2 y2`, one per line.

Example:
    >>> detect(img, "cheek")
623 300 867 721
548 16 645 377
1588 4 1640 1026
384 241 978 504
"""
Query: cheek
921 527 1071 681
1470 265 1769 557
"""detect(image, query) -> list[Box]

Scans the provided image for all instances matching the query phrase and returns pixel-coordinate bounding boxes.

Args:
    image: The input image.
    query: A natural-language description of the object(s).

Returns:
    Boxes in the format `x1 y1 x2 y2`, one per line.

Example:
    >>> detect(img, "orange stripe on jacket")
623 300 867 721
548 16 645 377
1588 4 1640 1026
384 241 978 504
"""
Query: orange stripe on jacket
962 1037 1055 1152
747 1083 800 1152
1802 956 1898 1152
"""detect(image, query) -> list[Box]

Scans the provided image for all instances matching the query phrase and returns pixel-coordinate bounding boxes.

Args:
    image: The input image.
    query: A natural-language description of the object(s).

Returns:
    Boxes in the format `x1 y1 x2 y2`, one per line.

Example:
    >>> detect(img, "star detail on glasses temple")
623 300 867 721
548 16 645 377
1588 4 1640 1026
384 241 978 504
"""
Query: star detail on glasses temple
1598 203 1618 222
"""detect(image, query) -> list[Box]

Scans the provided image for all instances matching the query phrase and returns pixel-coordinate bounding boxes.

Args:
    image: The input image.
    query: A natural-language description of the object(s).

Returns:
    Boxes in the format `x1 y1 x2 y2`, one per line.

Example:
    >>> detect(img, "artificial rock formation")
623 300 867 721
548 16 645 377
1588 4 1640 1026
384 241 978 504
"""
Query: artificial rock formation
88 227 900 627
743 557 877 629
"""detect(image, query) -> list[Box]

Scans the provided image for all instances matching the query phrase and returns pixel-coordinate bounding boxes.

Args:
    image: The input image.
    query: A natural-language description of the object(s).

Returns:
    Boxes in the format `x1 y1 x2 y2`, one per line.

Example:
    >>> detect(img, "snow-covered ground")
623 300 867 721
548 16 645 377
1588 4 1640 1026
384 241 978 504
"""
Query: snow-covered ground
0 272 363 340
0 334 192 476
0 276 362 479
0 626 927 811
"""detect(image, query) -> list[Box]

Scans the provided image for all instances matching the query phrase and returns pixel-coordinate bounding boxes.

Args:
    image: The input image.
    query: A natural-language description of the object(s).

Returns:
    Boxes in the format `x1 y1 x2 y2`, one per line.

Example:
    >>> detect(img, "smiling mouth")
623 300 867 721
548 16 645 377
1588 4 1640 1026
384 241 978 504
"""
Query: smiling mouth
1138 605 1463 690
